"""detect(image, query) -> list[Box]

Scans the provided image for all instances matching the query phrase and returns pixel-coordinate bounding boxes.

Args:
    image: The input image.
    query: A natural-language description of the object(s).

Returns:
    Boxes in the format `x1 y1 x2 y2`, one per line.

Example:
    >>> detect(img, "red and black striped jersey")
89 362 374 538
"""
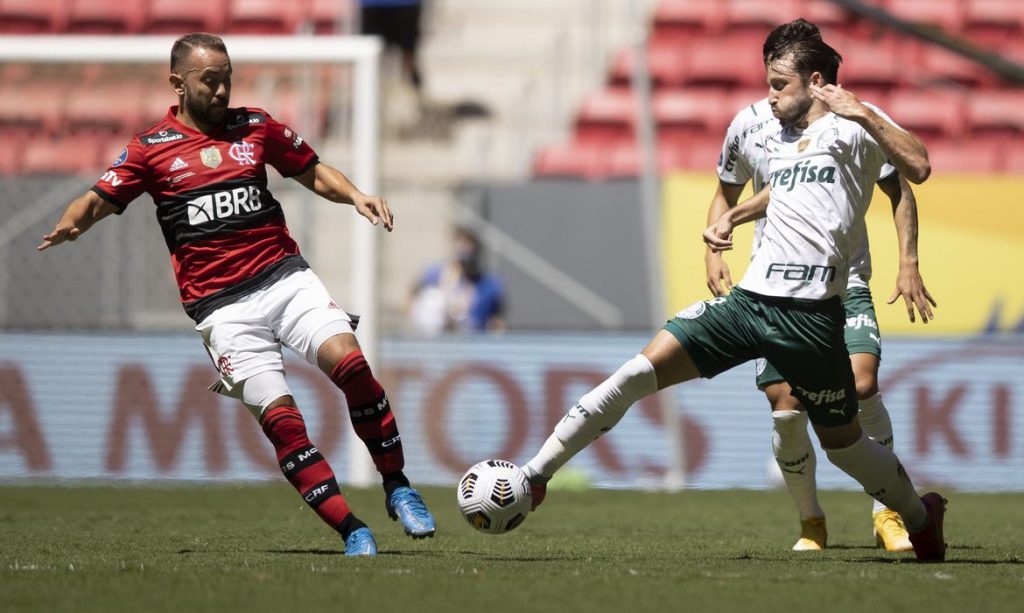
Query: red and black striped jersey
91 106 319 322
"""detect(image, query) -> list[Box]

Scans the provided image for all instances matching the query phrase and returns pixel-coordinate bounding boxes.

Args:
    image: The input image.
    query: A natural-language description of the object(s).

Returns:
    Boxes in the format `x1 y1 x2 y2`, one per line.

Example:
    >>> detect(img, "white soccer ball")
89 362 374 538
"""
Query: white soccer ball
456 459 532 534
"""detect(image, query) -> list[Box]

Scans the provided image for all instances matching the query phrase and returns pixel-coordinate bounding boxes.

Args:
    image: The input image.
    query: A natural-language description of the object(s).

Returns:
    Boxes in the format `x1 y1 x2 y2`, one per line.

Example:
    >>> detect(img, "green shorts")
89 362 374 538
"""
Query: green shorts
757 286 880 388
664 287 857 426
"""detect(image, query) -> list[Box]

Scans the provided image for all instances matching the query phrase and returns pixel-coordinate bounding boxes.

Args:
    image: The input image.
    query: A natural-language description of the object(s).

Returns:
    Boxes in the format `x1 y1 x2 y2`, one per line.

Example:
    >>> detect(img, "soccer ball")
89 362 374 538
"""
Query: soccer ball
456 459 532 534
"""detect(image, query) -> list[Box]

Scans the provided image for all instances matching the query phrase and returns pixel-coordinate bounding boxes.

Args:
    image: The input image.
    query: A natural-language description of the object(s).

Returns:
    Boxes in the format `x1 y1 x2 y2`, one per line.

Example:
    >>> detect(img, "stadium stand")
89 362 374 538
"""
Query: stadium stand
0 0 67 34
67 0 148 34
533 0 1024 179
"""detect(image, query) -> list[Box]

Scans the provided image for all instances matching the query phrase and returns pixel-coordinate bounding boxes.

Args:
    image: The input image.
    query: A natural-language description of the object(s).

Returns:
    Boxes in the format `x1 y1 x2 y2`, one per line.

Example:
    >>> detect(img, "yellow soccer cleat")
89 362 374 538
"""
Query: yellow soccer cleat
792 516 828 551
873 509 914 552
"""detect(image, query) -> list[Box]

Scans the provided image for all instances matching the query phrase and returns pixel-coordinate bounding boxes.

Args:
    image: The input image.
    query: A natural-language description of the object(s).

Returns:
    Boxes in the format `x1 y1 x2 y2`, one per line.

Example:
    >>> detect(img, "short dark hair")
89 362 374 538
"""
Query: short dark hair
170 32 228 73
763 18 821 62
765 23 842 85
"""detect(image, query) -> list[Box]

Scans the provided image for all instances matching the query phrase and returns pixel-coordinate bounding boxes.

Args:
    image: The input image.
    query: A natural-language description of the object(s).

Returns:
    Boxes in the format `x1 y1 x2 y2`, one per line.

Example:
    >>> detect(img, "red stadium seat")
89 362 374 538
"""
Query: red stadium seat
0 130 27 174
22 135 102 175
575 88 636 146
801 0 864 35
964 0 1024 46
724 0 802 34
0 83 65 132
919 46 994 87
886 90 966 140
1004 143 1024 173
533 142 609 180
308 0 354 34
145 0 227 34
0 0 67 33
967 91 1024 134
651 0 723 43
886 0 963 33
609 39 688 88
606 141 688 177
684 37 764 88
226 0 308 34
64 84 144 134
837 41 902 88
653 89 726 146
67 0 146 33
925 139 1002 174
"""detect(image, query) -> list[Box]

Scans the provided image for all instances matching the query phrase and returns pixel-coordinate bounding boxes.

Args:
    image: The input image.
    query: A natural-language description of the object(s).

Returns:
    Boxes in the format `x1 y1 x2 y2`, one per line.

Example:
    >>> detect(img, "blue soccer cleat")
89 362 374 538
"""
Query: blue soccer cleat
344 527 378 556
386 486 436 539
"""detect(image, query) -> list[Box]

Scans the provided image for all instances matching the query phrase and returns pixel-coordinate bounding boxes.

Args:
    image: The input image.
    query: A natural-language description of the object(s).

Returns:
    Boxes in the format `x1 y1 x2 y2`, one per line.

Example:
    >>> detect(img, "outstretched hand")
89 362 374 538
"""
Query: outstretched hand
352 194 394 232
887 265 937 324
37 224 81 251
809 83 866 120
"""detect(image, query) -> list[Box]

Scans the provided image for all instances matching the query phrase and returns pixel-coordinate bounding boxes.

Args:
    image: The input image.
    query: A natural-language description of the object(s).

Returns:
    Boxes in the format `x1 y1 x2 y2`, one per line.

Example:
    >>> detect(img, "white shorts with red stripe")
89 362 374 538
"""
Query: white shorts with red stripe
195 268 356 396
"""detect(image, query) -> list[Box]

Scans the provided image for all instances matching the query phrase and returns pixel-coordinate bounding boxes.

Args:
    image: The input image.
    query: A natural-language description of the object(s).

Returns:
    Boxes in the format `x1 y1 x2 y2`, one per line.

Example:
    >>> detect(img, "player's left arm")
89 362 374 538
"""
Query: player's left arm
293 163 394 231
810 84 931 184
877 173 937 323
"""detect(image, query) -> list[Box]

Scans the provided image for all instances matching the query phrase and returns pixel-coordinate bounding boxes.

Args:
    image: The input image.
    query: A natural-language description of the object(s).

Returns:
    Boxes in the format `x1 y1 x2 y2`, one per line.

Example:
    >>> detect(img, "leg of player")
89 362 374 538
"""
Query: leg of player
317 333 436 539
851 352 912 551
765 382 827 551
813 420 947 561
242 372 377 556
523 330 699 509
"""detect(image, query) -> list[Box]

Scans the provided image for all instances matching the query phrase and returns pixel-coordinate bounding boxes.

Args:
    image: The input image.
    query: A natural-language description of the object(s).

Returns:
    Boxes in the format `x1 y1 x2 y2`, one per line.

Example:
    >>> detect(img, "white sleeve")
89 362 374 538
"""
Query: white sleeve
716 113 752 185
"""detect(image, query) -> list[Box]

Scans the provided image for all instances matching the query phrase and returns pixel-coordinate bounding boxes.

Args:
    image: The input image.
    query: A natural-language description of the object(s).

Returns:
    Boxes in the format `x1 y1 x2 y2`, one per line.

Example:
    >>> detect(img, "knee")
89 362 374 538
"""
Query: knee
854 374 879 400
764 383 802 411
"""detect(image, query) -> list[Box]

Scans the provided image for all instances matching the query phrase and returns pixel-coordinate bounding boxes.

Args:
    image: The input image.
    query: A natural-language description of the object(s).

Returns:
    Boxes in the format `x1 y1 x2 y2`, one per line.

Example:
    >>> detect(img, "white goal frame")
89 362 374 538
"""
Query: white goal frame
0 35 383 486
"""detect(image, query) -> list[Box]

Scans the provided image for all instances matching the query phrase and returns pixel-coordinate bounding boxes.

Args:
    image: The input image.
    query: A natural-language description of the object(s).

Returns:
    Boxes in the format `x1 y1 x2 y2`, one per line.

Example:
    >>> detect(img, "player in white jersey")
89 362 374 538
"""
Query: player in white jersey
519 22 948 561
706 22 936 552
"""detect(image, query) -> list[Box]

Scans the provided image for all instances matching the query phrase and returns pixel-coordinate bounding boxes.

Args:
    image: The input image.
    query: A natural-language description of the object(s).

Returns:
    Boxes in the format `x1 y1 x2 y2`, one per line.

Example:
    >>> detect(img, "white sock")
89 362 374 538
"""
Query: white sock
824 433 928 532
524 354 657 480
858 393 895 514
772 410 824 520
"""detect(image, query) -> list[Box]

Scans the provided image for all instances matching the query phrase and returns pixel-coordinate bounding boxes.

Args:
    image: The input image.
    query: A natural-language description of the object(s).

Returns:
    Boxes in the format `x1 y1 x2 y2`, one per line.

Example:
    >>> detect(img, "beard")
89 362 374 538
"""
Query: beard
183 92 228 127
778 95 813 128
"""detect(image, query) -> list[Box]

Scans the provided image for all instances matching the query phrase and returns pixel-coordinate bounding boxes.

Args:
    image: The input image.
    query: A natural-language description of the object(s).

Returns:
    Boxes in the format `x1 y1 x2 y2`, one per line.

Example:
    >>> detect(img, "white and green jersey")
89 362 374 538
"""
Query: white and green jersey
716 98 896 293
735 105 901 300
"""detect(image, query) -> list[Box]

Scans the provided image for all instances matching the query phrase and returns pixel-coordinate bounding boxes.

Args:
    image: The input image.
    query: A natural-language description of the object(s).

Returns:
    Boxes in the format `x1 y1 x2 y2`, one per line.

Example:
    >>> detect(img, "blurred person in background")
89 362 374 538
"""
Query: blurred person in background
705 19 937 553
360 0 426 99
409 226 505 335
36 33 436 556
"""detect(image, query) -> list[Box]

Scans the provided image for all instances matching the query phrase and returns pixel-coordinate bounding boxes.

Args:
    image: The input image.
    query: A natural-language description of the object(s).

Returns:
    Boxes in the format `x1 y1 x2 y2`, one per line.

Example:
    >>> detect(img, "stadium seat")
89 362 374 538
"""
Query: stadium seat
967 91 1024 134
724 0 802 35
1004 143 1024 173
886 0 963 33
226 0 308 34
609 39 687 88
801 0 864 35
145 0 227 34
0 83 65 133
651 0 723 43
533 141 609 180
964 0 1024 46
684 37 764 88
575 88 636 146
0 130 26 174
925 139 1002 174
653 89 727 146
64 84 144 134
886 90 966 140
22 135 102 175
836 40 902 89
67 0 147 34
0 0 67 33
606 141 688 177
308 0 354 34
919 46 993 87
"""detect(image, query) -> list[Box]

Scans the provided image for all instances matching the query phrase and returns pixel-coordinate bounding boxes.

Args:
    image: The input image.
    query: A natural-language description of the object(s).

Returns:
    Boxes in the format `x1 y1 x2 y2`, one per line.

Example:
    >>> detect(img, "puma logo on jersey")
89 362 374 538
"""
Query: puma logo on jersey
768 160 837 192
186 186 263 225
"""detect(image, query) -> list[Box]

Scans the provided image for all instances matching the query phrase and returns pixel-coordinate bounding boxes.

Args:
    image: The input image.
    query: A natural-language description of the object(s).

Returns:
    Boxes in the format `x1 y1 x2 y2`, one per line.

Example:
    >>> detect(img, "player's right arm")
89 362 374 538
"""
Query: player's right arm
37 191 120 250
705 181 747 296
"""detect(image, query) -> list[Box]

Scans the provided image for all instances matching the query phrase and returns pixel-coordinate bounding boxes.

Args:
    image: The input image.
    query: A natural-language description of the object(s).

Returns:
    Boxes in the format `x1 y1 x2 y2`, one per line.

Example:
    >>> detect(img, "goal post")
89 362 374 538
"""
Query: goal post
0 35 382 486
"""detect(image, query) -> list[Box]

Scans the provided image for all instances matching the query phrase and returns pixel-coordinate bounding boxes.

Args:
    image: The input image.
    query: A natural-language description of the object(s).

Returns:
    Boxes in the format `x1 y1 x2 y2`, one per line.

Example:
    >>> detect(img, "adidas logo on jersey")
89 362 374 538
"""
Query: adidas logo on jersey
169 157 188 172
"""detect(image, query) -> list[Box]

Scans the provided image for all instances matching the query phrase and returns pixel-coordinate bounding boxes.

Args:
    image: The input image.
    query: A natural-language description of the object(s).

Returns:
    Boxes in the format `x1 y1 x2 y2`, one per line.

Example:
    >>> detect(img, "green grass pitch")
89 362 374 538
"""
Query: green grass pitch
1 485 1021 612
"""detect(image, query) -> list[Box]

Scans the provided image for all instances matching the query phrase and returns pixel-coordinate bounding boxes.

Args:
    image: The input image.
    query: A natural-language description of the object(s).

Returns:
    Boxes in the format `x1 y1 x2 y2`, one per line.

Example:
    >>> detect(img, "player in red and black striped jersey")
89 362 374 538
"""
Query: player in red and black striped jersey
38 33 435 556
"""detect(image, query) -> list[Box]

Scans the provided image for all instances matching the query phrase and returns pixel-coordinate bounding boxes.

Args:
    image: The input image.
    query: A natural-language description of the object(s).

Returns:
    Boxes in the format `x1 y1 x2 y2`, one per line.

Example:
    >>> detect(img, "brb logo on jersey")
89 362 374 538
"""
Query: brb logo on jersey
186 186 263 225
229 140 256 166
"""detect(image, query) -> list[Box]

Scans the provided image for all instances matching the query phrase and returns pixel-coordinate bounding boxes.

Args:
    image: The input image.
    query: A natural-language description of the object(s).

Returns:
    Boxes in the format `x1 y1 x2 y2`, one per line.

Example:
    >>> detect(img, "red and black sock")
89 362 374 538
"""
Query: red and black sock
331 350 409 493
261 405 365 539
